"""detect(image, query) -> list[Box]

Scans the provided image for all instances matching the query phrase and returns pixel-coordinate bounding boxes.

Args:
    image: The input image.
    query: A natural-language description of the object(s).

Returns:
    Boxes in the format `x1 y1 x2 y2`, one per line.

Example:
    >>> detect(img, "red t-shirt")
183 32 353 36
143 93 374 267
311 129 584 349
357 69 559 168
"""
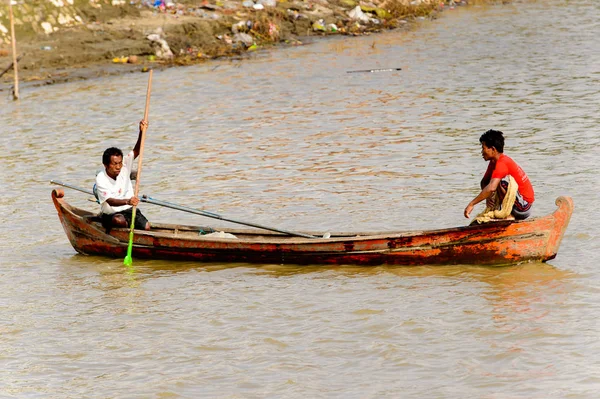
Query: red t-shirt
484 154 535 203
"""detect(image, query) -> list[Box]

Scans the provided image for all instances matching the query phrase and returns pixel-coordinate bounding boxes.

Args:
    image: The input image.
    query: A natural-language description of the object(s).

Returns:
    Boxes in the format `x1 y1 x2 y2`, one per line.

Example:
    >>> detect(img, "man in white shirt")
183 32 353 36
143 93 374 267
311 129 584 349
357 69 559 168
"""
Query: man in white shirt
94 120 151 232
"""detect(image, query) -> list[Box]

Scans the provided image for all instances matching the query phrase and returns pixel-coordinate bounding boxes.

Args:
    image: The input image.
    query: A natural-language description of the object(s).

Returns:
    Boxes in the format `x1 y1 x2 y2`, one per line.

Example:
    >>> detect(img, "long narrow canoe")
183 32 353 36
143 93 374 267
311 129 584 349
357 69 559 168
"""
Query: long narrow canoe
51 189 573 266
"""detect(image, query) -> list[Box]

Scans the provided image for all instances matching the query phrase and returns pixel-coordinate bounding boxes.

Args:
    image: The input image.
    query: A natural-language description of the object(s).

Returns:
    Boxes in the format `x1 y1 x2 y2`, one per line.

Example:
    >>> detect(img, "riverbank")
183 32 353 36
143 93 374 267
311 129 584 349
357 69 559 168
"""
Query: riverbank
0 0 501 92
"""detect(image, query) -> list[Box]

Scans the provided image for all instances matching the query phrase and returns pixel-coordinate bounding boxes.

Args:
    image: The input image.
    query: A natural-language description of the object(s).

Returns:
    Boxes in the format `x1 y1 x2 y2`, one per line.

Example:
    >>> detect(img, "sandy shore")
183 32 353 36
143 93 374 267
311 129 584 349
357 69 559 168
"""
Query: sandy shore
0 0 491 92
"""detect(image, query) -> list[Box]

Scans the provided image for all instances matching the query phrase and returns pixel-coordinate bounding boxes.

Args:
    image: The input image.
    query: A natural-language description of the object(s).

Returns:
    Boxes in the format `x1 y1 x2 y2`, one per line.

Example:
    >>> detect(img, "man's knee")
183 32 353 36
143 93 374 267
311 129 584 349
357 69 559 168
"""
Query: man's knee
112 214 128 227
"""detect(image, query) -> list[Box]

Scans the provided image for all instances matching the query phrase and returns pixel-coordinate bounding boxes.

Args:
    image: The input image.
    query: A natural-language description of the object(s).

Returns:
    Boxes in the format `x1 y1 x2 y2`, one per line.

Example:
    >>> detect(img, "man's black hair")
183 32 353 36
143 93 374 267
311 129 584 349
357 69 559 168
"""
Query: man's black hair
102 147 123 166
479 129 505 153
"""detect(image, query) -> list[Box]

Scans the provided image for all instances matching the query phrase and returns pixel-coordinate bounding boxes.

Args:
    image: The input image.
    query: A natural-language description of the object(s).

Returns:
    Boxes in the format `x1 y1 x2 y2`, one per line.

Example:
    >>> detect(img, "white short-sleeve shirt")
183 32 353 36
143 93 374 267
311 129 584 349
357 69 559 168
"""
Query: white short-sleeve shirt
95 150 135 215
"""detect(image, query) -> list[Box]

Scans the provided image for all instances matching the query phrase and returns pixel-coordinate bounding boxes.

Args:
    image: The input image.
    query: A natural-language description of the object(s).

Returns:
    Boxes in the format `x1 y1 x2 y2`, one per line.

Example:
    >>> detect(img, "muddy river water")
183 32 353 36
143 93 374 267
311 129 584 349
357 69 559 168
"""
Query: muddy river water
1 1 599 397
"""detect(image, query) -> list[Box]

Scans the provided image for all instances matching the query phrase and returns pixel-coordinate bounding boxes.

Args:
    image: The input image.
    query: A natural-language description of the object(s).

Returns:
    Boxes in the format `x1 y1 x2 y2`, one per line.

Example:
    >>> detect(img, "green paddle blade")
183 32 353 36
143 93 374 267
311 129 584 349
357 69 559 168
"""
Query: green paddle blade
123 208 137 266
123 242 133 266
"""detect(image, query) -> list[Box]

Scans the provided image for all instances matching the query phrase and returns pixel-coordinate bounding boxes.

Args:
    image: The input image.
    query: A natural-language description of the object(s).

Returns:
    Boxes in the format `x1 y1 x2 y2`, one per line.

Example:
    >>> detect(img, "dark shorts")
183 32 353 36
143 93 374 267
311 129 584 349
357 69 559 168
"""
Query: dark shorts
101 207 149 231
500 180 532 220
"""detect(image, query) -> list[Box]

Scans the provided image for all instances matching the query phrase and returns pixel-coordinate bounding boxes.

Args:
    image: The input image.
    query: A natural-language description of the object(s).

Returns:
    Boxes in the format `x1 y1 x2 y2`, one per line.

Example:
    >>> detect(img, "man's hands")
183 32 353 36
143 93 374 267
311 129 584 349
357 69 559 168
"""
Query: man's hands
465 180 500 219
465 196 495 218
106 196 140 207
139 120 148 132
127 196 140 207
464 203 475 219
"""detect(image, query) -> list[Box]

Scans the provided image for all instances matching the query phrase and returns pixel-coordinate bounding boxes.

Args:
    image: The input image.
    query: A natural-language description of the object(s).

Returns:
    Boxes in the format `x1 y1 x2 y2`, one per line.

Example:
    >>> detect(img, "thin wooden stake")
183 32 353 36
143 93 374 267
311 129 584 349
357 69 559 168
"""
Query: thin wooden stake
8 0 19 100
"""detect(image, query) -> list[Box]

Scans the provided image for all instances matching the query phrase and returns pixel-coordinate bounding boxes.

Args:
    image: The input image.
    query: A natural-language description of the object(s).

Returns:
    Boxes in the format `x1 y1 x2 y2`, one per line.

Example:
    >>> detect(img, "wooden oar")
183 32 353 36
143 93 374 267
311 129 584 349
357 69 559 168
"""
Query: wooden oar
124 70 153 266
49 180 320 239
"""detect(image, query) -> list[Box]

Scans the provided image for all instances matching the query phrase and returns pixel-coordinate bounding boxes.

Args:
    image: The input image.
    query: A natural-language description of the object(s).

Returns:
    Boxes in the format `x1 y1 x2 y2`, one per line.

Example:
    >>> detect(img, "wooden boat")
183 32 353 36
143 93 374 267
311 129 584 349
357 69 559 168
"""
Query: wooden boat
51 189 573 266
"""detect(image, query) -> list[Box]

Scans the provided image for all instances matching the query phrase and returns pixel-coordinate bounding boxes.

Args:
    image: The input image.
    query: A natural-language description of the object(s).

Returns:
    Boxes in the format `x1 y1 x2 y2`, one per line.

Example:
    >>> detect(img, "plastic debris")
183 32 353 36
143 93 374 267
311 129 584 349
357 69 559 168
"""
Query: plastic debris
348 6 370 23
202 231 238 239
147 28 173 59
233 32 254 47
312 19 325 32
232 20 247 34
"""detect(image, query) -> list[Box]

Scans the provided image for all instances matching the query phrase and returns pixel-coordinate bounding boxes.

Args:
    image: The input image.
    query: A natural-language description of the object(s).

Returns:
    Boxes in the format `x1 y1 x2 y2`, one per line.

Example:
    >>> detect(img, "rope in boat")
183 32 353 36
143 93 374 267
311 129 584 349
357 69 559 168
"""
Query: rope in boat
471 175 518 225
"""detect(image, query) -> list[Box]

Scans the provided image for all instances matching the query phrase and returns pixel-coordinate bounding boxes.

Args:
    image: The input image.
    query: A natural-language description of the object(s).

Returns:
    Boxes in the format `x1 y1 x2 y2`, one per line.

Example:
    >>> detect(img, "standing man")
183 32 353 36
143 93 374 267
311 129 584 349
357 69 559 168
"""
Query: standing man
95 120 151 232
464 129 534 220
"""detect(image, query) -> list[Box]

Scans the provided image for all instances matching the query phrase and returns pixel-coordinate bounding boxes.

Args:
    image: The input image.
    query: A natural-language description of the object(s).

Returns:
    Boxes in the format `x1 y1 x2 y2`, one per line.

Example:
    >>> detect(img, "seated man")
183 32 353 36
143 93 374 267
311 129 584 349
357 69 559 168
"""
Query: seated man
94 120 151 232
464 129 535 220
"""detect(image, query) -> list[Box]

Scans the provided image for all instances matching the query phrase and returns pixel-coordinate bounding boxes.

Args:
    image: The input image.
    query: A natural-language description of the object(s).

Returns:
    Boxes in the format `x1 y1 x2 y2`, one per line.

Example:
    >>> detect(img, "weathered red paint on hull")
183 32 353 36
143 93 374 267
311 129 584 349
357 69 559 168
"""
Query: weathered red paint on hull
51 189 573 266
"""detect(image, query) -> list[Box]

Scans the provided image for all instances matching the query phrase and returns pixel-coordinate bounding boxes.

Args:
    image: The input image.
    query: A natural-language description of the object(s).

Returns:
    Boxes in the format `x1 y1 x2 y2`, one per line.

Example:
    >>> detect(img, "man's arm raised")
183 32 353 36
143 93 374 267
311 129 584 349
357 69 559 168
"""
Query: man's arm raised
133 120 148 159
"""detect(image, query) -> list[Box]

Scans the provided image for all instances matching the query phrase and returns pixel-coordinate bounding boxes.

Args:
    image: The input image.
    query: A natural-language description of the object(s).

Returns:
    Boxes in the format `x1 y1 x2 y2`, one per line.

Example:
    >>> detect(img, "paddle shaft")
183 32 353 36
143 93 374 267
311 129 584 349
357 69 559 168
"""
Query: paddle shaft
49 180 319 239
132 69 153 201
124 70 153 265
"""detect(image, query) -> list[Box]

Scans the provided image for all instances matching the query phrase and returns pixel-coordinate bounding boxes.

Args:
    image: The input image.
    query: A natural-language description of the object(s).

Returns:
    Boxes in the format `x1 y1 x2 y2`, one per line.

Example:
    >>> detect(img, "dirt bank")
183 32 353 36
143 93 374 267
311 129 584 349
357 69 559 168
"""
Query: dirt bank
0 0 500 92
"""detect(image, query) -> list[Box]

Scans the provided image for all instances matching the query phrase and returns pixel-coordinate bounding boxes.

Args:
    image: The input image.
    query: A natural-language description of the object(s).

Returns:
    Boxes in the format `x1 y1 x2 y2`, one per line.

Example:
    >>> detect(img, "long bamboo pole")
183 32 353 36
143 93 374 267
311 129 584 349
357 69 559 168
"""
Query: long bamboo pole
49 180 321 239
123 70 153 267
8 0 19 100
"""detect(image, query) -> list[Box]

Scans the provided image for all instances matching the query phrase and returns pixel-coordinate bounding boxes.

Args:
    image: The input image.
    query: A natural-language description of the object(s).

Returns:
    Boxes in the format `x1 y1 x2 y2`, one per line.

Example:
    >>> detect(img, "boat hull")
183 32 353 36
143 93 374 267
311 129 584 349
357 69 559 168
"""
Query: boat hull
51 189 573 266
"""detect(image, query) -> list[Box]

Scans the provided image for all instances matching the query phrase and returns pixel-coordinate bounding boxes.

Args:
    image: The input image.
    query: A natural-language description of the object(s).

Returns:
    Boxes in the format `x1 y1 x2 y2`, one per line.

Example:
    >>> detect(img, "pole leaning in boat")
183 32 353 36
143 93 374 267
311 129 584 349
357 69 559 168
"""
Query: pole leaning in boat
141 195 318 239
50 180 320 239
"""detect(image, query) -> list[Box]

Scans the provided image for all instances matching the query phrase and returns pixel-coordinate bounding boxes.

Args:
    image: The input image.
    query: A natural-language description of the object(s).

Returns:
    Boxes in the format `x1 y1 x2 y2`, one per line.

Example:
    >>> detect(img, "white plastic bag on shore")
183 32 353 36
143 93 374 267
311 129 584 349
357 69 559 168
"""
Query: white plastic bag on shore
257 0 276 7
348 6 371 23
147 28 173 59
233 32 254 47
